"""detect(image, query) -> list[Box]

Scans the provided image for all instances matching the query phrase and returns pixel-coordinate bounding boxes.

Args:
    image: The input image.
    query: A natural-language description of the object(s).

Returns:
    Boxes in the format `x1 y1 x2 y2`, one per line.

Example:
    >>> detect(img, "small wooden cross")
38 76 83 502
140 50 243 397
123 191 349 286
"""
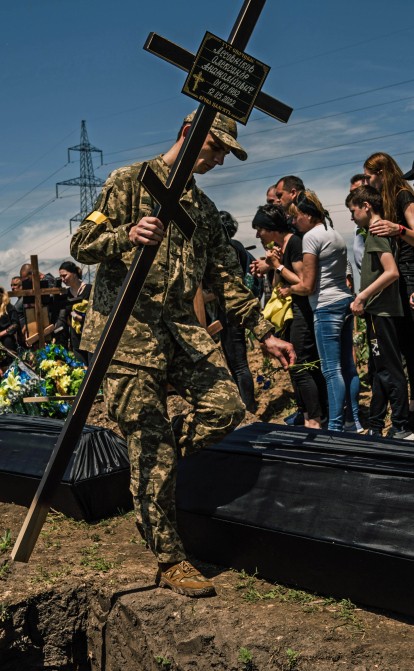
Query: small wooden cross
8 255 66 348
11 0 292 563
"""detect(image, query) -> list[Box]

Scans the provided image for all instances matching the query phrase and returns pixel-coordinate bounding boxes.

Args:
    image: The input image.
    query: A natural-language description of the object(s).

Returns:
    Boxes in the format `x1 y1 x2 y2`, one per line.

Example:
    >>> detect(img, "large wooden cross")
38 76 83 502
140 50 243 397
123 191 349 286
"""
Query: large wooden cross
11 0 292 563
8 255 65 348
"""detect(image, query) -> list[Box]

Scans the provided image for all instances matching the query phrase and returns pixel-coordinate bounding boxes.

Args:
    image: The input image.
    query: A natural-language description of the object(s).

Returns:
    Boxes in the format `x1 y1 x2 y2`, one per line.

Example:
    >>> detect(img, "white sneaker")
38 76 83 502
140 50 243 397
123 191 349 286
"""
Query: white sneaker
344 421 364 434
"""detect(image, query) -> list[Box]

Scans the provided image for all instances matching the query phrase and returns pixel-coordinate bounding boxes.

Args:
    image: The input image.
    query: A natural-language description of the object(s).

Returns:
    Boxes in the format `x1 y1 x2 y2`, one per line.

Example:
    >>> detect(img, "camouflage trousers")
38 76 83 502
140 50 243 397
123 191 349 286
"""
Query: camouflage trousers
105 344 245 563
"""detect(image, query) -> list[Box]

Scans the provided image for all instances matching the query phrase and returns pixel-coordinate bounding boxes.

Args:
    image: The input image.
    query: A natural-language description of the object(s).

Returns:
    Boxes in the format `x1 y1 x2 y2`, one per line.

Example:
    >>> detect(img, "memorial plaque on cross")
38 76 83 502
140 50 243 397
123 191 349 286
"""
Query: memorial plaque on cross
11 0 293 563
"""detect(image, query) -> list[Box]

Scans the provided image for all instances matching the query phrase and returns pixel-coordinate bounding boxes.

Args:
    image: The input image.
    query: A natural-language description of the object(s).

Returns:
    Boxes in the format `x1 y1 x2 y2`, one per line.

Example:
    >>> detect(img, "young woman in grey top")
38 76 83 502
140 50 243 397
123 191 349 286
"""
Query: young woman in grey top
280 191 360 432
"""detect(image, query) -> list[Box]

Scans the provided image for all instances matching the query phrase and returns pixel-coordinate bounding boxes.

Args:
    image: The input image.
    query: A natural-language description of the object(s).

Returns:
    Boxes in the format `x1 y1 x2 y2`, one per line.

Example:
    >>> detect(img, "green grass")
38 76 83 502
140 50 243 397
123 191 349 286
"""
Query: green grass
238 646 254 669
0 529 12 554
0 561 11 580
30 565 72 585
234 569 363 631
286 648 300 670
80 544 115 572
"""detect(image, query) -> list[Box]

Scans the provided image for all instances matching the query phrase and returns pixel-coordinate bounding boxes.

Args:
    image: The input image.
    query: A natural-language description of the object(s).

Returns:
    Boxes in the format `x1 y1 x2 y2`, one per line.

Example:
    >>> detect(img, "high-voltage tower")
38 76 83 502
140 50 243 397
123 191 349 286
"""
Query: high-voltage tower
56 120 105 233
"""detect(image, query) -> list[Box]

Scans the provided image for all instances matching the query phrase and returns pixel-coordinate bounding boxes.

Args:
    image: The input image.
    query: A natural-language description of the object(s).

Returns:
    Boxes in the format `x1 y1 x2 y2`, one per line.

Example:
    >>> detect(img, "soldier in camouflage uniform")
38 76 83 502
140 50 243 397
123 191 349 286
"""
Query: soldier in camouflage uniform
71 111 296 597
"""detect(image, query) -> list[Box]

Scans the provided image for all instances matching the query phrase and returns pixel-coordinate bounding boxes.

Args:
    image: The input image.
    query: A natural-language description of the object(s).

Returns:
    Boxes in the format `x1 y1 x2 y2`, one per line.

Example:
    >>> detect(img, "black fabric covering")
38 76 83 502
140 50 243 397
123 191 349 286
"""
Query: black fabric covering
0 414 132 521
176 422 414 616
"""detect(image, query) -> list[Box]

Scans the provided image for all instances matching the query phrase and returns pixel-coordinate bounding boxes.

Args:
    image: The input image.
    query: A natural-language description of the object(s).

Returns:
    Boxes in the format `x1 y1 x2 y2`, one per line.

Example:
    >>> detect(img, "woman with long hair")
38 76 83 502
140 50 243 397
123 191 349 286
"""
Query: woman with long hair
56 261 92 365
364 152 414 423
253 203 327 429
280 191 360 432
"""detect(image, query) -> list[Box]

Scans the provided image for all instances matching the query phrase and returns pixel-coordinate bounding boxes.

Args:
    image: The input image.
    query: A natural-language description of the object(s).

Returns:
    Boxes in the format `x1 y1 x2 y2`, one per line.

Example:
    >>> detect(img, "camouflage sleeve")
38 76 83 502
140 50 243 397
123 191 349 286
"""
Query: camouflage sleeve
202 196 274 341
70 169 137 264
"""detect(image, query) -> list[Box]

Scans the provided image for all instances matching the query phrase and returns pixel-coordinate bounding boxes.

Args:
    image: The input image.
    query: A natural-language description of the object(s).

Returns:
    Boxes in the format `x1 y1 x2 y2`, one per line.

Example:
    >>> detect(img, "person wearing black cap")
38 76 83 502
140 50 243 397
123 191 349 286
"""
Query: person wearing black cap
71 109 295 598
252 204 327 429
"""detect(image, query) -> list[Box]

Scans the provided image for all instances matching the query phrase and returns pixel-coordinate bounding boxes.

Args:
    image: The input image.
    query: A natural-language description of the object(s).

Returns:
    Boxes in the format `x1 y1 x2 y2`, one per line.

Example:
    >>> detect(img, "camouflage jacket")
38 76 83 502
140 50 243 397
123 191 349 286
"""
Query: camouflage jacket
70 155 273 369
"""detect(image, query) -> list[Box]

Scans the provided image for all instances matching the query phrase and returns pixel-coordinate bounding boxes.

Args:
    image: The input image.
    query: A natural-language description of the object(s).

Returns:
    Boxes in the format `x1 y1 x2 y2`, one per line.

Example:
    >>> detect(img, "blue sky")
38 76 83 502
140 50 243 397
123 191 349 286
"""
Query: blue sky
1 0 413 288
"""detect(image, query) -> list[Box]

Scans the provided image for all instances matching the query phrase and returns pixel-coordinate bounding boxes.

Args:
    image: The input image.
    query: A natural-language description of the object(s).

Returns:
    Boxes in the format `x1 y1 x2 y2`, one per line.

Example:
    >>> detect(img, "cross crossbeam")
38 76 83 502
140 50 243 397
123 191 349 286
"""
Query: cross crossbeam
143 33 293 123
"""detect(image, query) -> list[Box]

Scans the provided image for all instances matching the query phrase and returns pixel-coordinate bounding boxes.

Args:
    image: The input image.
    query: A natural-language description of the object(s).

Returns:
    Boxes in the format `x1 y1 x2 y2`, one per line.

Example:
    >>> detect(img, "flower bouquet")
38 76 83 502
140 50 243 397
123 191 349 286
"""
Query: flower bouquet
28 344 86 417
0 345 87 418
0 361 42 415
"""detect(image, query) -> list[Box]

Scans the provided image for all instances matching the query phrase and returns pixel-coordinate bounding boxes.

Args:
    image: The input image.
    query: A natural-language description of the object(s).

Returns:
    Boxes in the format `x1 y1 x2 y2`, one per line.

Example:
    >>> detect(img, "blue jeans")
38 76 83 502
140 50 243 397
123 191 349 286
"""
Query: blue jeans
314 296 360 431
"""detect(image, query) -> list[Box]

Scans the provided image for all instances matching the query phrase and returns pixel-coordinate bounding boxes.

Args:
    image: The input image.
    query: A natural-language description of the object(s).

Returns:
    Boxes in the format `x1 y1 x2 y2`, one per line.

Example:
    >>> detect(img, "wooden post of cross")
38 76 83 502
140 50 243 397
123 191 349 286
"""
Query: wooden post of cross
8 255 66 348
11 0 293 563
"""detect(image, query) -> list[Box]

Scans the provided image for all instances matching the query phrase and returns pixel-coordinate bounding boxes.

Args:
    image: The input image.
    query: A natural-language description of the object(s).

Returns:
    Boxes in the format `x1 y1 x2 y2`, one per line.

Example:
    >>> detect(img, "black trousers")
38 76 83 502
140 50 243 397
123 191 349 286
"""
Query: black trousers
219 316 257 414
366 313 409 431
397 267 414 401
285 307 327 421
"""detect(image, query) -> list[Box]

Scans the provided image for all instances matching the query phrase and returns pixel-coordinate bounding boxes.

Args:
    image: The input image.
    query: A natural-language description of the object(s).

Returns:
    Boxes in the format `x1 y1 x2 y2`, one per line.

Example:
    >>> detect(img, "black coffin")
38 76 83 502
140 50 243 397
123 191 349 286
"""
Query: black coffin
0 414 132 522
176 422 414 617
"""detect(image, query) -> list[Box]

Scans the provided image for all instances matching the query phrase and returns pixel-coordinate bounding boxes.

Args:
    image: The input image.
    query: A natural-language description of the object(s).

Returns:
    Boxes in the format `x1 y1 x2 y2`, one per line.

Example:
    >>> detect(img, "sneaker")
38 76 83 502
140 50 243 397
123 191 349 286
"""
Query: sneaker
386 427 414 441
344 421 364 434
284 410 305 426
366 428 382 437
157 560 216 598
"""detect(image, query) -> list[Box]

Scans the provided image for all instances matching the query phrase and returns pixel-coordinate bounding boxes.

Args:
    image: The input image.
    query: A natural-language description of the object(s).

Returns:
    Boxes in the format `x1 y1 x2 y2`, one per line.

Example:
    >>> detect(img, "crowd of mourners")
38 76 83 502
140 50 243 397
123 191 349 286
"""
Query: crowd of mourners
0 261 91 371
235 151 414 440
2 150 414 441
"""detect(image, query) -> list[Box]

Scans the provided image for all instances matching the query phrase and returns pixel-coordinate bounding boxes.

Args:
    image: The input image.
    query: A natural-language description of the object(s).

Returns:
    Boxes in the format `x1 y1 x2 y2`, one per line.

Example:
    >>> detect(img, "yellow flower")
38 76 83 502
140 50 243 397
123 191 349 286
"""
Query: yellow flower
56 375 71 394
39 360 54 372
47 362 70 380
4 371 21 392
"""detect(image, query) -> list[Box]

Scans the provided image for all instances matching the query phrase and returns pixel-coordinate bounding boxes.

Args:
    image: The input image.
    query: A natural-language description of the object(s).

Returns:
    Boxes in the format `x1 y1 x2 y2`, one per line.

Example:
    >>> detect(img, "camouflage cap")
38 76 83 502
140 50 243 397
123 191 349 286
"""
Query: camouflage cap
183 110 247 161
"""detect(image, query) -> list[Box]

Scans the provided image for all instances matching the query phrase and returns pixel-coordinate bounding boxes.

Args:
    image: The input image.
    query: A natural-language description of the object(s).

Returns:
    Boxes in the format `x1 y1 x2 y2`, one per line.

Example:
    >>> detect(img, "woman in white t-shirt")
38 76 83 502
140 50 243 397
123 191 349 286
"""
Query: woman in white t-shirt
280 190 360 432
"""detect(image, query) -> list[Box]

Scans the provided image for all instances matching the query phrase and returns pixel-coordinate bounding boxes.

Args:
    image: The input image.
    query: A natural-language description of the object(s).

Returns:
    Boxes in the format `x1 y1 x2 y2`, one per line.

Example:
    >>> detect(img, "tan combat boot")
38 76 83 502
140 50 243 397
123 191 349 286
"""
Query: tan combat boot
157 560 216 597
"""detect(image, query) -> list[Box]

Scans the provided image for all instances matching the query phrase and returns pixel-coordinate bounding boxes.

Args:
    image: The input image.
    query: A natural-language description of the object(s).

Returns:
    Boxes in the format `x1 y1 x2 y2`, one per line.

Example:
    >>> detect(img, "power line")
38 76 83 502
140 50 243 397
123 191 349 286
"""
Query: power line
0 198 58 242
2 84 413 253
295 78 414 112
2 228 71 277
202 129 414 180
2 75 411 219
242 95 414 137
98 79 414 164
0 129 78 197
202 149 414 190
0 163 69 221
273 26 414 72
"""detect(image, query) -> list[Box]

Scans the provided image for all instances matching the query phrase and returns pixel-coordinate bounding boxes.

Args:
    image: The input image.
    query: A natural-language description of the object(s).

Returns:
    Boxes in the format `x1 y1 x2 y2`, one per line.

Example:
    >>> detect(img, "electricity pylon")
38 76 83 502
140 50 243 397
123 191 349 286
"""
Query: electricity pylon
56 120 104 234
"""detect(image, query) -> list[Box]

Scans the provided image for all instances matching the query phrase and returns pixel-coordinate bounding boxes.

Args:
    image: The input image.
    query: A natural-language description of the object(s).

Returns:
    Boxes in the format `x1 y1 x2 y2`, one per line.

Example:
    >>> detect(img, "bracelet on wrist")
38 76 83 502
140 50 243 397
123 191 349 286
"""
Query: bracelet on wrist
398 225 407 237
276 265 284 274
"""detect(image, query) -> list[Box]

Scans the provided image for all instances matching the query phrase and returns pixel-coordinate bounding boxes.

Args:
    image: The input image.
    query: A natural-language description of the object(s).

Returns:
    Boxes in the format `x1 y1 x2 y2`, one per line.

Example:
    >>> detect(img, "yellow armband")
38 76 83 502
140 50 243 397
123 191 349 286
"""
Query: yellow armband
84 211 110 226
